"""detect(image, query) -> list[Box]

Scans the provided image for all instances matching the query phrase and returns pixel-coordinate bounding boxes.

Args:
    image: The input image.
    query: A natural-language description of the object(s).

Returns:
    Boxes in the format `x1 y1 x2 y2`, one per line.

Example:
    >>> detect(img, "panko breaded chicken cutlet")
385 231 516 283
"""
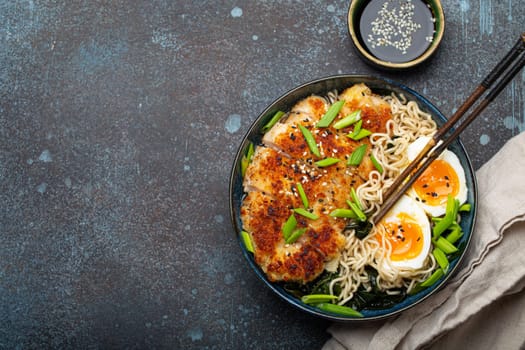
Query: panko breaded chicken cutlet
240 84 392 284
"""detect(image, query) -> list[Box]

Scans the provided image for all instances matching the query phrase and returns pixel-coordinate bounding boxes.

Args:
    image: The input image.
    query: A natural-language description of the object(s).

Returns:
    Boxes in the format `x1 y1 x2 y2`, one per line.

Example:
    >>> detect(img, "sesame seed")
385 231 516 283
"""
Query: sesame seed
365 0 423 54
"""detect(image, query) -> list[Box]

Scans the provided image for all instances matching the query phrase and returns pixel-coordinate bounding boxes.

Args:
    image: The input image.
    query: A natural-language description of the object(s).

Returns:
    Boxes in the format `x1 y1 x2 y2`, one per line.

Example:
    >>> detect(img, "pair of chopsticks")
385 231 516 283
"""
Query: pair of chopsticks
373 33 525 224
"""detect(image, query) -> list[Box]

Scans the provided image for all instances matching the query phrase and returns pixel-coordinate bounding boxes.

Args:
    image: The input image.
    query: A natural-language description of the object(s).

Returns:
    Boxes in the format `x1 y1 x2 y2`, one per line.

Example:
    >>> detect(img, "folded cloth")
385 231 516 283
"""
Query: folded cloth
323 131 525 350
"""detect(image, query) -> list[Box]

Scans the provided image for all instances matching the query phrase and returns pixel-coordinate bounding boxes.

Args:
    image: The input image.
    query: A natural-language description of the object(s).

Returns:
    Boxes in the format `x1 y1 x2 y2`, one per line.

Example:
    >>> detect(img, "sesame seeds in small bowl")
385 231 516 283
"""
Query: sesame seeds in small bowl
348 0 445 70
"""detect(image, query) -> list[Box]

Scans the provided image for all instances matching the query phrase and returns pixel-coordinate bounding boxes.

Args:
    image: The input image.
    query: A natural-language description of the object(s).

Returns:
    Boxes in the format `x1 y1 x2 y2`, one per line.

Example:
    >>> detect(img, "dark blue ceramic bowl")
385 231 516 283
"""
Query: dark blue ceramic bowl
229 75 477 321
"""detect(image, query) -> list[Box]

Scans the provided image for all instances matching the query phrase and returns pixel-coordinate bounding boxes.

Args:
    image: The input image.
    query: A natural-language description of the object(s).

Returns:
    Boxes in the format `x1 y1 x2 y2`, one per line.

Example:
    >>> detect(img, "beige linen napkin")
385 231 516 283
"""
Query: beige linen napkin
323 131 525 350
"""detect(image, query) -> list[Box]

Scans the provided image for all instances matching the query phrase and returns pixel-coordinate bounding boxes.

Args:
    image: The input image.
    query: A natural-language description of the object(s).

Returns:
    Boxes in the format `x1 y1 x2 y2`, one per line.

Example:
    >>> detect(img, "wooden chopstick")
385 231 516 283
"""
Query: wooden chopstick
373 33 525 224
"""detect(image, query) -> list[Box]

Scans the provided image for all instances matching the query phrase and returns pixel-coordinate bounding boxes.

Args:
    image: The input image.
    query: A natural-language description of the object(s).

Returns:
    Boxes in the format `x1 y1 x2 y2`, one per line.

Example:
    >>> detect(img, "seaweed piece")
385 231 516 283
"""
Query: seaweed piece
282 271 341 299
348 267 407 310
284 267 409 312
345 220 373 239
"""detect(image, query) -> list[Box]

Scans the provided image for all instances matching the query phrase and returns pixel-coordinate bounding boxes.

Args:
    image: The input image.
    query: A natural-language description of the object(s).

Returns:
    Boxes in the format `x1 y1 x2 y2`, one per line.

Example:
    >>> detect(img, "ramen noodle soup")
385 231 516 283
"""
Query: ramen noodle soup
240 83 468 314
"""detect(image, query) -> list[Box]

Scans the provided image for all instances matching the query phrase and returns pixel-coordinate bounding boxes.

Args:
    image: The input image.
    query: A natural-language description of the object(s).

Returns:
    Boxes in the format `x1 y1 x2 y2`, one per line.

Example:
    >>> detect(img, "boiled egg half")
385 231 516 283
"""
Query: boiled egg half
378 194 431 269
406 136 468 217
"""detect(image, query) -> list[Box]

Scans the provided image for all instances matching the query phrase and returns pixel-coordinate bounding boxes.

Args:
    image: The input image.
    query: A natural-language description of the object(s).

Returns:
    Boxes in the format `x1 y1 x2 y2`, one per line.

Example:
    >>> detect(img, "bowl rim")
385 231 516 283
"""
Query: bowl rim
229 74 477 322
347 0 445 70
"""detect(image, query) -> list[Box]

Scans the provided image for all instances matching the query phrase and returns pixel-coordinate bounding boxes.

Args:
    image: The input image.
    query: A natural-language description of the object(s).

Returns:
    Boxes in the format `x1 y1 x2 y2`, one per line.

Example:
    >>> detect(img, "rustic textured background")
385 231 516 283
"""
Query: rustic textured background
1 1 523 348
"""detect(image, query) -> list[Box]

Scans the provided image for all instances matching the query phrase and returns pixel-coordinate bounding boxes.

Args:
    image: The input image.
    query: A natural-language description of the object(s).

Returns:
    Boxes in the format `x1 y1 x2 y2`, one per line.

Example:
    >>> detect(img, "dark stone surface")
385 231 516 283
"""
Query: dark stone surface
0 1 523 349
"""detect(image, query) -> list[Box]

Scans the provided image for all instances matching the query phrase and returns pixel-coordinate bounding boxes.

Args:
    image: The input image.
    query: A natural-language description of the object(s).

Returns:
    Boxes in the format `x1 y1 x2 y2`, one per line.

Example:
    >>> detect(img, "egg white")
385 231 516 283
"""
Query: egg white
380 195 431 270
406 136 468 217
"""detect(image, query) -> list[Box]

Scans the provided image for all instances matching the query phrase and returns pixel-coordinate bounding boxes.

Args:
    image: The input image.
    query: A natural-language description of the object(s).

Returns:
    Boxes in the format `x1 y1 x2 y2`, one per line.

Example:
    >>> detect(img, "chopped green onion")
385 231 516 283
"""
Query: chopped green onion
370 153 384 174
459 203 471 212
448 222 461 231
420 268 444 287
317 100 345 128
348 201 367 222
246 142 255 160
352 119 363 135
408 283 426 295
282 214 297 240
315 157 340 167
262 111 285 132
315 303 363 318
347 144 367 166
296 182 309 208
432 247 449 274
445 226 464 244
350 187 361 211
286 227 307 244
293 207 319 220
347 128 372 141
240 142 255 177
329 208 358 219
241 231 254 253
298 124 321 157
432 195 456 238
333 110 361 129
301 294 338 304
453 199 460 219
241 156 250 177
433 236 459 254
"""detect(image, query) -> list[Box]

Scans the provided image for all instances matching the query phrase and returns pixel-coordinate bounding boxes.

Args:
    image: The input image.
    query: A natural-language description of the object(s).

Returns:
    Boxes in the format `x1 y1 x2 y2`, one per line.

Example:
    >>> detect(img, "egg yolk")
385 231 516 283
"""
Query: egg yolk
380 213 424 261
412 159 459 206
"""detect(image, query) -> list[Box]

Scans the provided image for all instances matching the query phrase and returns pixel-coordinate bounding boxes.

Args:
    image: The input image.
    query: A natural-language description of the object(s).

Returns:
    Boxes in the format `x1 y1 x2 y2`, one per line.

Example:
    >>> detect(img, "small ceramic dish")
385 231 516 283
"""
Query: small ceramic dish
348 0 445 70
229 75 476 322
